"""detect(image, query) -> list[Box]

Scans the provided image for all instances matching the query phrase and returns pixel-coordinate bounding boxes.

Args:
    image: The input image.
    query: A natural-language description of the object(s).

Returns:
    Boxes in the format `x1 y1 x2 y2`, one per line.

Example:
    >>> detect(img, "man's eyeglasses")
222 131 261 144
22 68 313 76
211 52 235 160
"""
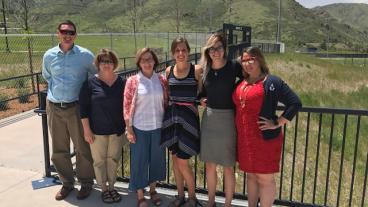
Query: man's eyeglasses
100 60 114 65
241 56 256 65
209 45 224 53
59 30 76 36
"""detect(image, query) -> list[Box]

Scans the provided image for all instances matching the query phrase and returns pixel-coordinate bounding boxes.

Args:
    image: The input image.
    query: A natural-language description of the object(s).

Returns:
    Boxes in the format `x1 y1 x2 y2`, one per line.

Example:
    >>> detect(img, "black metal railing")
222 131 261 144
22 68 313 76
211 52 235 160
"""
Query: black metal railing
32 43 368 206
0 73 44 112
35 86 368 207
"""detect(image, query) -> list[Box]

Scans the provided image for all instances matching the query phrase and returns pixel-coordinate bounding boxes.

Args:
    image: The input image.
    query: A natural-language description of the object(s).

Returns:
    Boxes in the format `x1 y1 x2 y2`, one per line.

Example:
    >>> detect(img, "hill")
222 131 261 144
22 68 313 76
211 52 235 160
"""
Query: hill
4 0 368 50
314 3 368 33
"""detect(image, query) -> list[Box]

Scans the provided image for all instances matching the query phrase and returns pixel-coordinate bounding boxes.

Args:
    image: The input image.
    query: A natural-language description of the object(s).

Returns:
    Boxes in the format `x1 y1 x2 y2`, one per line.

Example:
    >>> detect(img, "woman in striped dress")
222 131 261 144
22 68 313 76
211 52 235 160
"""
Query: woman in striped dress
161 37 203 207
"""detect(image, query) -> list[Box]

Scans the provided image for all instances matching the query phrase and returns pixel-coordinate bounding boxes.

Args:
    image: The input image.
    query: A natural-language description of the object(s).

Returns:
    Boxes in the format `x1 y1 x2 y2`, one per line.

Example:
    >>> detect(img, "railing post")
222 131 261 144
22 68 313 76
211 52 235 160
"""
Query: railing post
110 33 113 50
39 90 51 177
124 58 126 71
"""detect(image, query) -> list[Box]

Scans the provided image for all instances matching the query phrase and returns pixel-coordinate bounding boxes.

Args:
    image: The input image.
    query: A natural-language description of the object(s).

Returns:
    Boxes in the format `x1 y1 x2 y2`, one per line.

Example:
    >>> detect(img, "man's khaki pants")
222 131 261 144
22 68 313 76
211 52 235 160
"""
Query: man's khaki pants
47 102 94 188
90 134 126 190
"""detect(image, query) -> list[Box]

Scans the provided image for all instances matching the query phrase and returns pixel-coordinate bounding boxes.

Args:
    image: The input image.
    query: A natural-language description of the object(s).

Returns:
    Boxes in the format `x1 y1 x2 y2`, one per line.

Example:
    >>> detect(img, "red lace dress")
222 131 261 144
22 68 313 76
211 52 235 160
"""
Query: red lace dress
232 80 283 173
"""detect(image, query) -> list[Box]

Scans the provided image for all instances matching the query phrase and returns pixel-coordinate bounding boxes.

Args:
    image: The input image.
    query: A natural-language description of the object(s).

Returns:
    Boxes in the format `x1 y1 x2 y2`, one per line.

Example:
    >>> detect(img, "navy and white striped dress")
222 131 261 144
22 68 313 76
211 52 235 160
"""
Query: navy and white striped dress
160 64 200 156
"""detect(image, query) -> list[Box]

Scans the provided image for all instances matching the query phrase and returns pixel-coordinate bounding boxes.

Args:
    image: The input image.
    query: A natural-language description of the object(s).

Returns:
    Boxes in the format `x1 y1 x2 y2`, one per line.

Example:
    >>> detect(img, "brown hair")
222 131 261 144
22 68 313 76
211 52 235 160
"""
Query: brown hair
57 20 77 32
135 47 159 70
242 46 270 78
94 48 119 71
171 37 190 55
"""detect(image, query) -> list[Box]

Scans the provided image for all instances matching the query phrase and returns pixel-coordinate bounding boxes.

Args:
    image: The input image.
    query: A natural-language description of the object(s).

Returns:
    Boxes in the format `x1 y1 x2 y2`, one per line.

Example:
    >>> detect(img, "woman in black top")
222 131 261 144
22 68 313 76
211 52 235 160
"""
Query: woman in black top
199 32 242 207
79 49 126 204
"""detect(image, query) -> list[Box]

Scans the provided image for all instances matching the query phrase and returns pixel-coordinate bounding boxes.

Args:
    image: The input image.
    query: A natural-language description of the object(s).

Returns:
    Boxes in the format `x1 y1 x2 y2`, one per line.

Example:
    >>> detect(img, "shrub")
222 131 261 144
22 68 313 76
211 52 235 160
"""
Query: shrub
16 77 28 88
0 94 10 111
17 88 31 103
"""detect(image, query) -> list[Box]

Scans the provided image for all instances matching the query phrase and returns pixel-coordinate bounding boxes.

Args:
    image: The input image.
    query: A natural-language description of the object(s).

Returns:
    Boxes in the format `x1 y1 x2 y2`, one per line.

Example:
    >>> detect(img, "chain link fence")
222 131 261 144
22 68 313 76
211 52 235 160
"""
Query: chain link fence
0 32 210 78
0 32 283 119
0 32 210 118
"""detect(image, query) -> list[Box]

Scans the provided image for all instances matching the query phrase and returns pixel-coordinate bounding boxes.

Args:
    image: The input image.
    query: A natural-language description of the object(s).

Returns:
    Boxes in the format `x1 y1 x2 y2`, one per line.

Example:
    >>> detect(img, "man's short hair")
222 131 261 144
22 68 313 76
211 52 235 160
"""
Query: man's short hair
57 20 77 32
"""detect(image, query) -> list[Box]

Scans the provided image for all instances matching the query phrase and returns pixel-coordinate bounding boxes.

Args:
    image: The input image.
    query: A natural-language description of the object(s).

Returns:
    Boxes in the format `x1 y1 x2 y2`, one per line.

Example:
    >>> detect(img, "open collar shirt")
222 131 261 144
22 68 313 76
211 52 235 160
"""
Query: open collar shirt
133 71 164 130
42 44 96 103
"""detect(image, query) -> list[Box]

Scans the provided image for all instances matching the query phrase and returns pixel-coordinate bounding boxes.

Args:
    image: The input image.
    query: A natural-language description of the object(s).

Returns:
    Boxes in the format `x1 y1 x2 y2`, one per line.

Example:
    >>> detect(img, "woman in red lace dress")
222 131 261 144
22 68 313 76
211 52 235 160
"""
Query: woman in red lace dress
232 47 301 207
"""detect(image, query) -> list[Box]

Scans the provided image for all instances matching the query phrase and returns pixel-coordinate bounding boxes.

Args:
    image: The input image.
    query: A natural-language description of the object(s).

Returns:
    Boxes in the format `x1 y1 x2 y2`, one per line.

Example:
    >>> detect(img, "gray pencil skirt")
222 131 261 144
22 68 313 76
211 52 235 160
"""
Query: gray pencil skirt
200 107 237 167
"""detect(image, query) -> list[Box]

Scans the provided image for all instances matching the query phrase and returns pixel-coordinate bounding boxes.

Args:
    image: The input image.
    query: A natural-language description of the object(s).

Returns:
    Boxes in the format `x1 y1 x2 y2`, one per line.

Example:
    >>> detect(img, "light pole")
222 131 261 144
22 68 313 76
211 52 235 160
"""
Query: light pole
1 0 10 52
276 0 281 43
325 17 329 58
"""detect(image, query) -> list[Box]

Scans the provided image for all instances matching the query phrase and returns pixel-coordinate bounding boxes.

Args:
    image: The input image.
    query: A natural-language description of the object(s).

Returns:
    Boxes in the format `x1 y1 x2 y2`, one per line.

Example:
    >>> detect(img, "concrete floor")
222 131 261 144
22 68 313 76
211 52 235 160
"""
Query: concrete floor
0 111 248 207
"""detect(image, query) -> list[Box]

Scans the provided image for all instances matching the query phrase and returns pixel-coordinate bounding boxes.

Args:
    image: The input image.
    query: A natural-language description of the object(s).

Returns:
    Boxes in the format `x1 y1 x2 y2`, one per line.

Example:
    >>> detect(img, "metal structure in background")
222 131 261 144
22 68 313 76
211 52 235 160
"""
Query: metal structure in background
223 23 251 46
222 23 252 60
32 42 368 207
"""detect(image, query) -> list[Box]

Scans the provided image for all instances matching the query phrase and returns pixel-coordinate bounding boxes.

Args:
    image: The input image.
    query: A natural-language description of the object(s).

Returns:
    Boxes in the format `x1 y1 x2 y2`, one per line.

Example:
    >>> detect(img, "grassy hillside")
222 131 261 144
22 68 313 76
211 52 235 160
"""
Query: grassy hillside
5 0 368 50
265 53 368 109
314 3 368 33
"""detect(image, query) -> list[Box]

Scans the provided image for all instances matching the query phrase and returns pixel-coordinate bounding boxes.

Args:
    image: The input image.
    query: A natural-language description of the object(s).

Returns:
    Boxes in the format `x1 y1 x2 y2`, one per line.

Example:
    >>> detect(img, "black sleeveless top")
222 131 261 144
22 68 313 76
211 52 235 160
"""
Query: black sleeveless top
168 64 197 104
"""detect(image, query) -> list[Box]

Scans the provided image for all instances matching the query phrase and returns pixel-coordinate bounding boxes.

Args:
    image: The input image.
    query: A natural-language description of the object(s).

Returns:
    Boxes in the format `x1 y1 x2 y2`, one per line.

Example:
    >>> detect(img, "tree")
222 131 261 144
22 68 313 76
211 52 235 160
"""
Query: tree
10 0 38 92
126 0 147 51
195 0 225 32
158 0 196 33
10 0 37 32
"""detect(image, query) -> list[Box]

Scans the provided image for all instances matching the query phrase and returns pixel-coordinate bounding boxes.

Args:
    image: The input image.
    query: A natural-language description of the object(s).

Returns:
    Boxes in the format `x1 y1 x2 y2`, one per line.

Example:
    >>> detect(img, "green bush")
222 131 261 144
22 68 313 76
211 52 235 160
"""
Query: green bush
17 88 31 103
16 77 28 88
4 77 29 89
0 94 10 111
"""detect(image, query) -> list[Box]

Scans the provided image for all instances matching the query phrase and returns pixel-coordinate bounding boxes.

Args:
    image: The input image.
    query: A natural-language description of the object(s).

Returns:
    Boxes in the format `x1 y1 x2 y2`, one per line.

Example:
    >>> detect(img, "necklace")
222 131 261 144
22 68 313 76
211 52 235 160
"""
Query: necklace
246 74 266 84
239 82 252 108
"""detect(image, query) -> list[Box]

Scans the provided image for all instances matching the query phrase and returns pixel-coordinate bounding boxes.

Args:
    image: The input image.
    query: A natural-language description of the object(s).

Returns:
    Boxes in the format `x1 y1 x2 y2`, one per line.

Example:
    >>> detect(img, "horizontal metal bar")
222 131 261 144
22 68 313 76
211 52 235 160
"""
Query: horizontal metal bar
277 106 368 116
0 72 41 82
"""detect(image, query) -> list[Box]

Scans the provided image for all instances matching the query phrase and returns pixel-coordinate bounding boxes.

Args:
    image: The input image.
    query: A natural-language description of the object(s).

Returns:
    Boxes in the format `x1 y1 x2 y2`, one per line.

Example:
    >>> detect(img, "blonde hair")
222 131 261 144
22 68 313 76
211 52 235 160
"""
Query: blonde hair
200 32 227 83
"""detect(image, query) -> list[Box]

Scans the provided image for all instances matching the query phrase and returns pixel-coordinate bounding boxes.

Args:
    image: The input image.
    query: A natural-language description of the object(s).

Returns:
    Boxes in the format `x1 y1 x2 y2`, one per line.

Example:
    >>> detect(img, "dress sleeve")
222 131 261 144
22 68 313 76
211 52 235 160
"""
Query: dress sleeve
278 80 302 121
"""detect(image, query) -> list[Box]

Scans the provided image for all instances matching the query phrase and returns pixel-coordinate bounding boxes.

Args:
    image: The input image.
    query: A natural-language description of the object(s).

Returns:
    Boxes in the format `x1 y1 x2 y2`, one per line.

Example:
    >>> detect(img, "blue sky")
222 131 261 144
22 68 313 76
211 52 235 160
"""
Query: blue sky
295 0 368 8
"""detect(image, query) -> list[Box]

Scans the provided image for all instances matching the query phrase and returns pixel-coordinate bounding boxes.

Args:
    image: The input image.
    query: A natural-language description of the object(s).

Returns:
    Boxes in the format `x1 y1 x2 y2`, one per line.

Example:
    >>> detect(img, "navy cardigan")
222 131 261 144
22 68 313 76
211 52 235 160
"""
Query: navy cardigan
259 75 302 140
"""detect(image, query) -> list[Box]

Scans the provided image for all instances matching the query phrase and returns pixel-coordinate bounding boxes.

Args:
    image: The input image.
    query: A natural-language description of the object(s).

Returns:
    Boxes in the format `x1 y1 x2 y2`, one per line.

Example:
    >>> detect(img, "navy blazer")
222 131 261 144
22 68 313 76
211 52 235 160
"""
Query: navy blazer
259 75 302 140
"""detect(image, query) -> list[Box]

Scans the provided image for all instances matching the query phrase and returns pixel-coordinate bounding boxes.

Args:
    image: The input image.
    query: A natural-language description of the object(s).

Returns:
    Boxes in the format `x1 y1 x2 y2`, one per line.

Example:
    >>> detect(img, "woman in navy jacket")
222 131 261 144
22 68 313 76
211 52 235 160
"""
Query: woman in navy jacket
232 47 301 207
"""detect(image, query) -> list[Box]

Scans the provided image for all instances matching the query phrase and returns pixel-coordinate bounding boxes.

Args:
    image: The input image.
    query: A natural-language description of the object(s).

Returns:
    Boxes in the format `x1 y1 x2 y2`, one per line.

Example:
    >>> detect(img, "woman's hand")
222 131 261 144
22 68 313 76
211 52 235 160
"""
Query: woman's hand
199 97 207 107
126 126 136 144
257 116 280 130
83 128 95 144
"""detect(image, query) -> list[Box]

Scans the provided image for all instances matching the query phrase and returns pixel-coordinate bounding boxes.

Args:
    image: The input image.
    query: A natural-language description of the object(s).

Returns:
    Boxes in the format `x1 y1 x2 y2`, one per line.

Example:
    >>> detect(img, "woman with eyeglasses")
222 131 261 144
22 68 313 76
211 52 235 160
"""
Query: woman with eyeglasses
198 32 242 207
160 37 202 207
124 48 168 207
79 49 126 204
232 47 302 207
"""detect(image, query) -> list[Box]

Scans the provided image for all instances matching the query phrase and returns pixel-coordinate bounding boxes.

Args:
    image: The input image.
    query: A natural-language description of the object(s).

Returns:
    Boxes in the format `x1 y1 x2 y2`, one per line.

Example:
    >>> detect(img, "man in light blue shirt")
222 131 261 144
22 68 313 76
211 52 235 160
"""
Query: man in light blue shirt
42 20 96 201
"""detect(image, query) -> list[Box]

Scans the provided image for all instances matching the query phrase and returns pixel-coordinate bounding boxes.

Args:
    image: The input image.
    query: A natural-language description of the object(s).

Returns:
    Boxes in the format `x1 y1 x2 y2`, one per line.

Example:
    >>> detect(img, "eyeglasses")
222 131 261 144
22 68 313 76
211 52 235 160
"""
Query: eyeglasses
100 60 114 65
241 56 256 65
140 58 154 64
59 30 76 36
209 45 224 53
